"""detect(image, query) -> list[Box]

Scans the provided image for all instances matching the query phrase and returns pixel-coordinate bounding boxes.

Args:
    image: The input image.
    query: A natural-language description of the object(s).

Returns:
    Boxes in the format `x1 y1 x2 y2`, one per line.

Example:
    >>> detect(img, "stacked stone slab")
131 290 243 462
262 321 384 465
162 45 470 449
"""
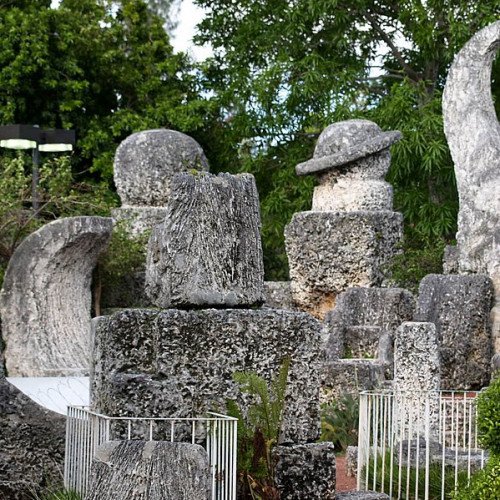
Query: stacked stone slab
86 441 211 500
320 287 415 401
92 169 333 497
285 119 404 318
442 21 500 353
0 216 113 376
145 173 264 308
415 274 493 389
112 129 209 236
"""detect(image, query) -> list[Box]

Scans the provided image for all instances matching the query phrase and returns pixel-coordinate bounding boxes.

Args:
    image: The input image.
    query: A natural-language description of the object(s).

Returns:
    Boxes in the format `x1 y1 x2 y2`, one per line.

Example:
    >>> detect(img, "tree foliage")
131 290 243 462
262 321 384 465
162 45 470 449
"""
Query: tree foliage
194 0 500 279
0 0 213 183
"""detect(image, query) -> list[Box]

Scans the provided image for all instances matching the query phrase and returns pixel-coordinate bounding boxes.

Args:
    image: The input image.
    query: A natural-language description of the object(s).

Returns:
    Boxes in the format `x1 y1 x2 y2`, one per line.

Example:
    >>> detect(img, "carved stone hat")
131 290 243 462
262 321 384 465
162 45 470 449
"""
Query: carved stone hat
296 119 402 176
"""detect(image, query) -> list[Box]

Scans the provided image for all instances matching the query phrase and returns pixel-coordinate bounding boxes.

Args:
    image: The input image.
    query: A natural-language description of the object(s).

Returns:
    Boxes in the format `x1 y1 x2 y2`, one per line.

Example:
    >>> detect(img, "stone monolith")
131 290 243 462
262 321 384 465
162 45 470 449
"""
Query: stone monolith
0 216 113 376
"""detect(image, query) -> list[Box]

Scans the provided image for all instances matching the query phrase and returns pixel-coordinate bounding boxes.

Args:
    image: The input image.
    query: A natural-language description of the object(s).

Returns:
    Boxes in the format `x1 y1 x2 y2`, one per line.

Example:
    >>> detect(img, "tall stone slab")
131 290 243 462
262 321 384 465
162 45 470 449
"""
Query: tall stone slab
415 274 493 389
285 120 403 318
91 308 322 444
394 322 441 433
146 172 264 308
442 21 500 352
0 216 113 376
86 441 210 500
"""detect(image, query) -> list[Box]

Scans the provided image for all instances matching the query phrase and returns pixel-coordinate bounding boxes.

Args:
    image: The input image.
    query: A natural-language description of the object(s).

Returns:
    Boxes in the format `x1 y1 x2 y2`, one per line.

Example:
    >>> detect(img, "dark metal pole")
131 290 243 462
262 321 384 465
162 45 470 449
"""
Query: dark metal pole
32 146 40 213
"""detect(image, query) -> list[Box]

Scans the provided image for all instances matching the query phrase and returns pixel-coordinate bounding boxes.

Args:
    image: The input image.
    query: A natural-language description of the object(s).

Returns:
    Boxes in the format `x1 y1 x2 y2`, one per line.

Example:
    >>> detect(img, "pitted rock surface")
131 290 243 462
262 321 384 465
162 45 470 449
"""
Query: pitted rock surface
0 216 113 376
263 281 297 310
272 443 336 500
321 359 385 404
91 308 322 444
336 493 390 500
114 129 209 207
0 377 65 499
443 21 500 318
111 206 168 236
323 287 415 361
415 274 493 390
285 211 403 318
86 441 210 500
146 172 264 308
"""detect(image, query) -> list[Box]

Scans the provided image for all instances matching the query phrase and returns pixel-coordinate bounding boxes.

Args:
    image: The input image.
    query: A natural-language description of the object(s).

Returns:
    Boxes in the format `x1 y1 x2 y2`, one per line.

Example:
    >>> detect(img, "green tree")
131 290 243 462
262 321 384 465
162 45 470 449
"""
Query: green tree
194 0 500 279
0 0 213 183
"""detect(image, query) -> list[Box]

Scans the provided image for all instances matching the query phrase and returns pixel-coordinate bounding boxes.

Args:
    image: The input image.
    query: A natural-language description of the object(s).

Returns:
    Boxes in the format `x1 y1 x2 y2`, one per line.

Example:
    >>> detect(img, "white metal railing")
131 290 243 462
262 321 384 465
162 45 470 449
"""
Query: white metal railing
357 390 488 500
64 406 238 499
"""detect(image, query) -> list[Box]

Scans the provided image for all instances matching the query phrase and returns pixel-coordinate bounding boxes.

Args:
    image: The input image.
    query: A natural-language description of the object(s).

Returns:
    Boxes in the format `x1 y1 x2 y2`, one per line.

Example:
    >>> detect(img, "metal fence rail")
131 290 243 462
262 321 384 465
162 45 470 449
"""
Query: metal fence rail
357 390 487 500
64 406 238 500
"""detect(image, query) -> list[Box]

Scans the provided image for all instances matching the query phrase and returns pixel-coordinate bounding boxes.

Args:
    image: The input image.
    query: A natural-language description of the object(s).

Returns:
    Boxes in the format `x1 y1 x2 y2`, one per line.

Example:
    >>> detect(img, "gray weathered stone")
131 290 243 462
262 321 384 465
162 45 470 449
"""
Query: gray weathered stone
86 441 210 500
394 322 440 393
394 322 441 432
296 120 401 177
415 274 493 390
323 287 415 361
146 172 264 308
346 445 358 477
336 492 390 500
443 245 459 274
321 359 385 404
443 22 500 351
114 129 209 207
285 211 403 318
263 281 297 310
91 308 322 444
0 377 65 499
272 443 336 500
0 216 113 376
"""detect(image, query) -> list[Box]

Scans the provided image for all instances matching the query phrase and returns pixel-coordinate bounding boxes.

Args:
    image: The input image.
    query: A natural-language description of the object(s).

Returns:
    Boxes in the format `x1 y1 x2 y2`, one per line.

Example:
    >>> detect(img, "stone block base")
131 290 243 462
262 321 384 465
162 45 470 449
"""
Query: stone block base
272 442 336 500
284 211 403 318
91 308 322 444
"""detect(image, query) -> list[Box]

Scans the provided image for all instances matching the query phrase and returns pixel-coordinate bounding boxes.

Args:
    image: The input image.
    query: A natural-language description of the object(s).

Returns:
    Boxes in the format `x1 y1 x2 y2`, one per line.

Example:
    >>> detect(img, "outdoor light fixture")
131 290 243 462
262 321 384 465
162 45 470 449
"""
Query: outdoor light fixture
0 124 76 211
0 124 40 150
39 128 76 152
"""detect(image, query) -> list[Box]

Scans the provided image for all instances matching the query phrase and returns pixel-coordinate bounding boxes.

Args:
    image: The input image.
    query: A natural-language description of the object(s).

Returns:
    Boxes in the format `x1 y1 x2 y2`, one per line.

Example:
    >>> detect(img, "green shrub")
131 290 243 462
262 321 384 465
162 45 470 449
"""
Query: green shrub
477 377 500 454
320 393 359 452
453 454 500 500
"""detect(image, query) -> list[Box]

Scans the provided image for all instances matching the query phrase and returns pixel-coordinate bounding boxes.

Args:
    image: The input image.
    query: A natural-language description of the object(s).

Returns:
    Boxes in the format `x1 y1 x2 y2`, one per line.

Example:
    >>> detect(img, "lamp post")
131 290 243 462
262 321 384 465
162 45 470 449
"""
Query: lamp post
0 124 75 212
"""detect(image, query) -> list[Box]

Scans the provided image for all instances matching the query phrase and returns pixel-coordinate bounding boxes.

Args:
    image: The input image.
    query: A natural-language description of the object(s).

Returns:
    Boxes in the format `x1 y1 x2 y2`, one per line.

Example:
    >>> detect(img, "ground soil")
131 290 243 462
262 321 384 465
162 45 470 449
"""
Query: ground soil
336 454 357 492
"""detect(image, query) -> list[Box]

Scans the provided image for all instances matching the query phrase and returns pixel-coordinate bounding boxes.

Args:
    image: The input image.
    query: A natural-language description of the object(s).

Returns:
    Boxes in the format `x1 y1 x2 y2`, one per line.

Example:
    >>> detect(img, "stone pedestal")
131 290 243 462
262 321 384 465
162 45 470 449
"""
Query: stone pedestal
86 441 210 500
415 274 493 389
91 308 322 444
146 173 264 308
285 211 403 318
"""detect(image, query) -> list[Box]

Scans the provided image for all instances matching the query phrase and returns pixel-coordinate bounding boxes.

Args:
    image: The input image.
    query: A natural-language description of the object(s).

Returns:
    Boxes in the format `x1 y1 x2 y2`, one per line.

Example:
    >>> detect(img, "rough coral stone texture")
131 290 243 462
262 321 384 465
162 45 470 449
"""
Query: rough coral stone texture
0 377 65 499
312 179 393 212
114 129 209 207
272 442 336 500
86 441 210 500
323 287 415 361
336 493 390 500
285 211 403 318
415 274 493 390
263 281 297 310
0 216 113 376
443 22 500 294
320 359 385 405
91 308 322 444
146 172 264 308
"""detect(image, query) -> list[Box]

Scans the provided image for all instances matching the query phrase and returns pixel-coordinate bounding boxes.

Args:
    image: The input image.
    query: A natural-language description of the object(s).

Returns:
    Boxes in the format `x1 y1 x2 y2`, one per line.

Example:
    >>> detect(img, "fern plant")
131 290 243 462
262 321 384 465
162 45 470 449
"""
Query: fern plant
226 357 290 500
